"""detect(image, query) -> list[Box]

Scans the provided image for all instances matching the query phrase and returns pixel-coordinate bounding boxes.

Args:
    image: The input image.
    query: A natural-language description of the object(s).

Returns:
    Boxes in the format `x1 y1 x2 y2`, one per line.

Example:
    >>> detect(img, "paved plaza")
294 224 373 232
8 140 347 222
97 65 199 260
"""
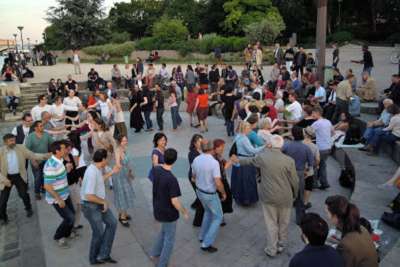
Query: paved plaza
0 112 351 267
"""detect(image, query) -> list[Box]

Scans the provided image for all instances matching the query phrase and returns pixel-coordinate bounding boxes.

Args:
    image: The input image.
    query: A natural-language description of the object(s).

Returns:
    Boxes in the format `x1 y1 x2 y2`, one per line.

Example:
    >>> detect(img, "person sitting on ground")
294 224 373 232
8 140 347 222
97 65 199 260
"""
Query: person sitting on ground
382 74 400 108
87 68 99 91
361 98 393 144
5 91 19 115
333 68 344 82
360 104 400 154
2 65 16 81
333 112 351 141
289 213 344 267
325 195 378 267
357 72 377 102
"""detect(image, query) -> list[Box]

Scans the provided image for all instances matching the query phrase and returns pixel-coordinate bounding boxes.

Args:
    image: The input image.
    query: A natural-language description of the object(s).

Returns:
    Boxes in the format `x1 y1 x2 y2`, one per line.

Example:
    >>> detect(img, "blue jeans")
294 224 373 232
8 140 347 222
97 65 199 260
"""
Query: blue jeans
317 150 330 187
363 66 373 76
170 106 182 129
31 161 45 194
226 119 235 136
196 190 223 247
369 128 400 151
82 202 117 264
143 110 153 130
364 127 382 143
52 196 75 240
151 221 177 267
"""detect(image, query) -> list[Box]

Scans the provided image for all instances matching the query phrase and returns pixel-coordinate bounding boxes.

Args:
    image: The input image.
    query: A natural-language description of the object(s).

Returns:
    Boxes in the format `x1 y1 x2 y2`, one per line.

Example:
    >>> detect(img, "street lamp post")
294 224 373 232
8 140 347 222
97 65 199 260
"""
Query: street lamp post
27 37 31 51
13 33 18 53
17 26 24 51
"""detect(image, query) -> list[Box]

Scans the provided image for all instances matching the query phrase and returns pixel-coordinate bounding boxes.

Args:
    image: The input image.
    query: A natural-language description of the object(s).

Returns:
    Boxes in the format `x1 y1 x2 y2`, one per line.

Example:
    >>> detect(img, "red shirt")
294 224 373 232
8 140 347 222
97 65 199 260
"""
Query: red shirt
267 105 277 121
264 90 274 101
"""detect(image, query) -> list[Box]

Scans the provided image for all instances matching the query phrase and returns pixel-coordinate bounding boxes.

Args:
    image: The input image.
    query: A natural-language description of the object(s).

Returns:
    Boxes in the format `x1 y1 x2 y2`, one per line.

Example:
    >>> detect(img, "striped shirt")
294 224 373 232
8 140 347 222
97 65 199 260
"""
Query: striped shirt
44 155 69 204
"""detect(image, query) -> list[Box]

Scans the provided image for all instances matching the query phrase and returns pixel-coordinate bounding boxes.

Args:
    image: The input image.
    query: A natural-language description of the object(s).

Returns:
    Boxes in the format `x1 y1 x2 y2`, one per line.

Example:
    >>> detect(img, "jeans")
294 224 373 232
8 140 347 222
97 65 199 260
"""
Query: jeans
52 196 75 240
368 128 400 151
364 127 383 143
226 119 235 136
156 108 164 131
82 202 117 264
363 66 373 76
151 221 177 267
0 174 32 220
196 190 223 247
31 161 45 194
170 106 182 129
143 110 153 130
317 150 331 187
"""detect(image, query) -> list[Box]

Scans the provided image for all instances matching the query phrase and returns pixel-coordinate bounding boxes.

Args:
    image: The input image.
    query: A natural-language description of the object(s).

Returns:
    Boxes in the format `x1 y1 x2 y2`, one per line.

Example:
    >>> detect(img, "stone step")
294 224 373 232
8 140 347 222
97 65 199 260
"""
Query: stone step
360 102 379 115
3 112 23 122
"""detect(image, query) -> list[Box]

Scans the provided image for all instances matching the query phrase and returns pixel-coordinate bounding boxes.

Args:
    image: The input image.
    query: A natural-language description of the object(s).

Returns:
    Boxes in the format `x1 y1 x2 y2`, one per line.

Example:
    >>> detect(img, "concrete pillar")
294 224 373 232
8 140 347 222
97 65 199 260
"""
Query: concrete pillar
316 0 328 83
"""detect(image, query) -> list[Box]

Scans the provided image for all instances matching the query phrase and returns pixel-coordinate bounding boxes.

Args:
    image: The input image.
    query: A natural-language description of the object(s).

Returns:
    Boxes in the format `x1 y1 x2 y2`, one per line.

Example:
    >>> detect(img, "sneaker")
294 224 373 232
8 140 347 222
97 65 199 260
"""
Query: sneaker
277 246 285 254
56 238 70 249
26 209 34 218
264 248 276 258
68 232 80 240
201 246 218 253
98 257 118 264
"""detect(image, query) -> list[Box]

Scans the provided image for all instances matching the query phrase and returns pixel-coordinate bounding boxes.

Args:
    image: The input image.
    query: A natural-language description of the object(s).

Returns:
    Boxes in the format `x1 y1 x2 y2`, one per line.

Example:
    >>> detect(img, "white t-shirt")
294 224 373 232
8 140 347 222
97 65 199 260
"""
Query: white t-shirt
286 101 303 121
73 54 80 63
31 104 52 121
80 164 105 201
99 99 112 118
71 147 86 168
63 96 81 112
50 103 65 118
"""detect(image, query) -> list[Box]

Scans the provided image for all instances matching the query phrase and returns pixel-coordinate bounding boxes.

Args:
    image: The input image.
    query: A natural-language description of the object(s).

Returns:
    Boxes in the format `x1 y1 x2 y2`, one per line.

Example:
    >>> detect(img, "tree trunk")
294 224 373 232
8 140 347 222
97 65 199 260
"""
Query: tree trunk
370 0 377 32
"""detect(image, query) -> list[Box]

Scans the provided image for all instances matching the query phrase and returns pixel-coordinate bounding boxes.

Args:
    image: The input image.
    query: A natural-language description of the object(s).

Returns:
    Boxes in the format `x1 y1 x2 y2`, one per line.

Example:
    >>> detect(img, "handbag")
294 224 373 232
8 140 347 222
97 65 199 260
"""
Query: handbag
338 169 355 189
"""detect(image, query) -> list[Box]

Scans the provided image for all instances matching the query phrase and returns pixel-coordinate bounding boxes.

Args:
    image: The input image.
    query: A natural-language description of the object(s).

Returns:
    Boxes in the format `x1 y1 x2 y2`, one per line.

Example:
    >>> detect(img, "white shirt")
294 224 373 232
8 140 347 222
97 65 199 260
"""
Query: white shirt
63 96 81 112
99 99 112 118
71 147 86 168
315 86 326 103
7 149 19 174
50 103 65 118
159 68 169 79
286 101 303 121
73 54 80 63
80 164 106 201
31 104 52 121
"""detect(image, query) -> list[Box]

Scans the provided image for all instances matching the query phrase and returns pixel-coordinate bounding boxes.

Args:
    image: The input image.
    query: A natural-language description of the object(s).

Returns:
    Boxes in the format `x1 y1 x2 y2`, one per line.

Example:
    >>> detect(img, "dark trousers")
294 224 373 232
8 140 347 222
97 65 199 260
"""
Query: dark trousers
226 119 235 136
0 174 32 220
31 161 45 194
52 196 75 240
333 98 349 123
156 108 164 131
295 65 304 77
294 171 305 225
143 110 153 130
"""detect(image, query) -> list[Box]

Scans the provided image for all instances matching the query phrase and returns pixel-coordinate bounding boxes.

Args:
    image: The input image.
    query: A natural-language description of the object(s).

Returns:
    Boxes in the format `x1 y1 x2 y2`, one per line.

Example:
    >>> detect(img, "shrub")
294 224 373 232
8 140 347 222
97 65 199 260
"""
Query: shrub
327 31 353 44
110 31 131 44
387 33 400 45
135 37 159 51
152 18 189 44
244 10 285 45
82 41 135 57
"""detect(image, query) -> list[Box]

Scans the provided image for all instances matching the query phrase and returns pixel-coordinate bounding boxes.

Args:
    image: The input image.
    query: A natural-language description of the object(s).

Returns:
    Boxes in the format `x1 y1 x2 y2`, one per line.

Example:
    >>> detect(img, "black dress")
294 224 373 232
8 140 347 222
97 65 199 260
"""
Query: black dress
129 91 144 131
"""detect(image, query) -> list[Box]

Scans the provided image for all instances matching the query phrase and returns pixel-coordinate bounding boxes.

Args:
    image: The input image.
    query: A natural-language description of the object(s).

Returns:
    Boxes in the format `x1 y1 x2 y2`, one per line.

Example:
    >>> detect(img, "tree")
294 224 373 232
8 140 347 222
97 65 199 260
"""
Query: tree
43 24 65 50
108 1 163 39
244 9 285 44
46 0 108 49
163 0 205 35
223 0 278 35
152 17 189 44
198 0 227 35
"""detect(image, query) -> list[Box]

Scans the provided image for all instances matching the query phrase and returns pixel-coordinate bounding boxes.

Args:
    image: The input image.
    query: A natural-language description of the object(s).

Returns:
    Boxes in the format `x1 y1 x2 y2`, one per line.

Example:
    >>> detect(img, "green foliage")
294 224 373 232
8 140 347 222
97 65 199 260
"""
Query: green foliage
244 9 285 44
46 0 108 49
327 31 353 44
223 0 276 34
152 18 189 44
82 42 135 57
386 33 400 45
110 31 131 44
43 24 65 50
135 37 159 51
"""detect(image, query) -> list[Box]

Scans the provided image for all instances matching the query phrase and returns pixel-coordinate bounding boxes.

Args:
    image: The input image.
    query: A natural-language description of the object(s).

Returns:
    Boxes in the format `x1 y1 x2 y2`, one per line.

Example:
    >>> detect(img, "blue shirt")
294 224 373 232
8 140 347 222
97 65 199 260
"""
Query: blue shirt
293 79 302 91
247 130 264 147
379 110 392 126
235 134 265 157
289 245 344 267
282 141 314 171
192 153 221 193
312 118 333 151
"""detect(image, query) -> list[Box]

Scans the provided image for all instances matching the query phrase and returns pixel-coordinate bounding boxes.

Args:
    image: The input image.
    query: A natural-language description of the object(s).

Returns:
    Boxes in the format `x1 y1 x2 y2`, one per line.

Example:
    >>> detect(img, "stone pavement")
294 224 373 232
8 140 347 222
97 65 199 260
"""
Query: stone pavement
0 112 347 267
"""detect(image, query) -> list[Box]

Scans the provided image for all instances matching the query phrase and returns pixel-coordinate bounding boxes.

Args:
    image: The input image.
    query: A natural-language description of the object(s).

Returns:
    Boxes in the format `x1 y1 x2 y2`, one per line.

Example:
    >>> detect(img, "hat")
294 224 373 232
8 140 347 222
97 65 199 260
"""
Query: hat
201 140 214 152
304 126 316 138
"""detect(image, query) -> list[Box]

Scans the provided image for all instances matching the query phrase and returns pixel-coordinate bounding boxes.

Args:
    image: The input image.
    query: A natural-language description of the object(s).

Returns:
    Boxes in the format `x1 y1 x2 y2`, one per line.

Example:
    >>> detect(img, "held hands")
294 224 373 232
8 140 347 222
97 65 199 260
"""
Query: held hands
57 199 66 208
220 192 227 201
230 155 239 164
102 202 108 213
182 208 190 220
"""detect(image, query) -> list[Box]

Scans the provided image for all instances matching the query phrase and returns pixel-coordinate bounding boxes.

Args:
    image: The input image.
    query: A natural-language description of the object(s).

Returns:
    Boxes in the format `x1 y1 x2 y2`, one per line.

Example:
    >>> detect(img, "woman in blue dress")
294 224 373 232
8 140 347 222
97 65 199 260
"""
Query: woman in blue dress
231 121 265 206
113 135 135 227
148 132 167 181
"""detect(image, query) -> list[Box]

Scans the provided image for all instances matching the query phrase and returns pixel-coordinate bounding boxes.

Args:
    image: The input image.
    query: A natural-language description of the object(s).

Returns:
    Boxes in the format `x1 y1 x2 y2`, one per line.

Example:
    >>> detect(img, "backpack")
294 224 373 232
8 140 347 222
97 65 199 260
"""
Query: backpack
338 169 355 190
343 120 362 145
229 142 237 157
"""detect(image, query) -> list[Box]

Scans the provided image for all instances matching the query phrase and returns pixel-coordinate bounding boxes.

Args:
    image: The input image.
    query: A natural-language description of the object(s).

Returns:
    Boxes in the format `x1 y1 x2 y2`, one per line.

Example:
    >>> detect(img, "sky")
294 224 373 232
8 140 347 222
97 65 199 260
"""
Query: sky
0 0 130 44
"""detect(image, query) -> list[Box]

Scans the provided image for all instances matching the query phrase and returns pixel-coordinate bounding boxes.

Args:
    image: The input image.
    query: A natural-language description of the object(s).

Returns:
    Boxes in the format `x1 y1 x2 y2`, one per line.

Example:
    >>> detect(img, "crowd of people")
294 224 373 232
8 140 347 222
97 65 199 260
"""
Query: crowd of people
0 42 395 267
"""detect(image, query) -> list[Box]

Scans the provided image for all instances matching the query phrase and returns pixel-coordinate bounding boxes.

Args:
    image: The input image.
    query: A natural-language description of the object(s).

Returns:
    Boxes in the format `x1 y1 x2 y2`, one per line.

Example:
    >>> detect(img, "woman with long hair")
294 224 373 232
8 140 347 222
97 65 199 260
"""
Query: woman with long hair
129 84 144 133
188 134 203 211
325 195 378 267
194 88 210 133
168 86 182 131
113 135 135 227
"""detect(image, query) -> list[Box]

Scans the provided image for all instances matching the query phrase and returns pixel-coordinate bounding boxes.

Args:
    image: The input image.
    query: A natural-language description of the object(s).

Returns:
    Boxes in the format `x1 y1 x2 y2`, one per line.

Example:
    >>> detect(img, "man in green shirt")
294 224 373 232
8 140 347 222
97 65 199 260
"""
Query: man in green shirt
25 120 54 200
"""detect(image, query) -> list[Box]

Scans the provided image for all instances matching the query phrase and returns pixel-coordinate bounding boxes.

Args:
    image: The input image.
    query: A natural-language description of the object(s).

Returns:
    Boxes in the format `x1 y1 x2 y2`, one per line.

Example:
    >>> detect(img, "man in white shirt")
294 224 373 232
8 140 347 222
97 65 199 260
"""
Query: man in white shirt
81 149 119 264
159 63 169 80
31 95 52 122
314 81 326 106
286 93 303 122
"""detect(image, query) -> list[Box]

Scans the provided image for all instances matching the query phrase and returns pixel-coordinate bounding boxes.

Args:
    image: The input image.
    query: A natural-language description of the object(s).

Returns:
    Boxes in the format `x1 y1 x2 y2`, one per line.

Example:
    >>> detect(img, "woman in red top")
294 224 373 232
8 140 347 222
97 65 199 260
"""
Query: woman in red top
194 88 209 133
186 86 199 127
